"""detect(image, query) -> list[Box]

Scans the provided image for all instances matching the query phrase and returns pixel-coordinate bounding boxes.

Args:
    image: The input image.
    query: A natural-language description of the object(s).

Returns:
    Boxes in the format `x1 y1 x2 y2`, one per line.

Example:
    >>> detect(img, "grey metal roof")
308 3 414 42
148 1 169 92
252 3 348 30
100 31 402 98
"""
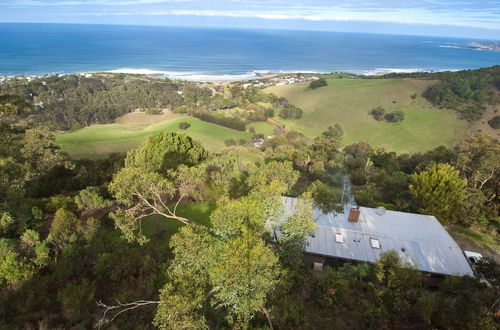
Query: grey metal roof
278 197 474 277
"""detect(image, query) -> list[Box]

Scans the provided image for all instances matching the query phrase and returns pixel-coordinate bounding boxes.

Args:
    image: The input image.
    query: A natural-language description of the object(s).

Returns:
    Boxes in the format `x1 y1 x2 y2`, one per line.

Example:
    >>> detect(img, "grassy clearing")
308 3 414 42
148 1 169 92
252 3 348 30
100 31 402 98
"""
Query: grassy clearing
248 121 276 136
265 78 469 153
449 227 499 247
142 202 215 250
57 117 252 159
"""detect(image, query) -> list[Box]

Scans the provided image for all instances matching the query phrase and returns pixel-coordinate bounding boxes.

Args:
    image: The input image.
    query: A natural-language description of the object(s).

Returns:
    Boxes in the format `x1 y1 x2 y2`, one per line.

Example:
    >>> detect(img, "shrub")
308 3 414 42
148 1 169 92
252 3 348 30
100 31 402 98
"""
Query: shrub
179 122 191 130
309 78 328 89
265 107 275 118
224 139 236 147
488 116 500 129
370 106 385 121
384 111 405 123
145 108 161 115
279 105 303 119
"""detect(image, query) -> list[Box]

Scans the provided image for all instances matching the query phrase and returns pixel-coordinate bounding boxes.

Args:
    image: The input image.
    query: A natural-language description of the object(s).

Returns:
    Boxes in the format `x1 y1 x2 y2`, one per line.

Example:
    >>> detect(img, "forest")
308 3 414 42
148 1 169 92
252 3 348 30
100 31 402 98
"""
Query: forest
0 68 499 329
0 118 498 328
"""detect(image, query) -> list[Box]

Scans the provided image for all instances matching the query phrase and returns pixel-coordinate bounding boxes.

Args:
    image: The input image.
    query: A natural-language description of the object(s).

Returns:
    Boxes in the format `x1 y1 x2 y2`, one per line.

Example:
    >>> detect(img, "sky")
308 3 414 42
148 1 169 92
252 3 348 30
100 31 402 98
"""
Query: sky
1 0 500 39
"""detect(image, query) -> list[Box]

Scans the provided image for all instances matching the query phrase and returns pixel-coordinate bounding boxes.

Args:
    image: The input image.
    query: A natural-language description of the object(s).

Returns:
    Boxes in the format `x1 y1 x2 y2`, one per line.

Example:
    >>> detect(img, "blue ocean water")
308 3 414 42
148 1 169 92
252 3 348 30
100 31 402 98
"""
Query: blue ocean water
0 23 498 80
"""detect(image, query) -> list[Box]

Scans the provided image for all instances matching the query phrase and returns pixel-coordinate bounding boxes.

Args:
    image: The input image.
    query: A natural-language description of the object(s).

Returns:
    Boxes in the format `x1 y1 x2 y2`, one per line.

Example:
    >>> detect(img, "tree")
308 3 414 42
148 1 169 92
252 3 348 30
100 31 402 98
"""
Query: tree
125 132 208 174
322 124 343 140
0 157 25 203
488 115 500 129
178 122 191 130
278 194 317 268
209 229 279 327
409 164 466 225
309 78 328 89
384 110 405 122
455 134 499 192
47 208 80 253
370 106 386 121
310 181 343 214
279 105 303 119
20 127 66 180
0 239 36 287
74 186 112 215
109 167 188 244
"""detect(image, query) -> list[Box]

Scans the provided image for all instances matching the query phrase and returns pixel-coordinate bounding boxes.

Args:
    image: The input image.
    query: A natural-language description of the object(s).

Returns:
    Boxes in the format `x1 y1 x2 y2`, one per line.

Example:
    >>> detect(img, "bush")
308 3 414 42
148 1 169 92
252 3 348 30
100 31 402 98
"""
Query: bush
265 107 275 118
384 111 405 123
145 108 161 115
179 122 191 130
279 105 303 119
488 116 500 129
370 107 385 121
224 139 236 147
309 78 328 89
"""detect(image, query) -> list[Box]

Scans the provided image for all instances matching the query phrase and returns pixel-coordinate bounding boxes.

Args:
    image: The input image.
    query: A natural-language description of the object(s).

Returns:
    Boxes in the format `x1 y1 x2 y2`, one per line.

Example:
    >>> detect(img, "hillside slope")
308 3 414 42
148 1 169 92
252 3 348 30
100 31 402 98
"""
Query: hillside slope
265 78 469 153
56 116 251 159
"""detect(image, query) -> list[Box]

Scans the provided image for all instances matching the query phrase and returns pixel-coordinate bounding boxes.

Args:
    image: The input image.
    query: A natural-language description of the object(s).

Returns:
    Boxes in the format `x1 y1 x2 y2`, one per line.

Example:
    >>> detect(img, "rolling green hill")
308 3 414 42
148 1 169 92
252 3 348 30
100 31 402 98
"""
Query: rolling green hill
265 78 469 153
56 116 252 159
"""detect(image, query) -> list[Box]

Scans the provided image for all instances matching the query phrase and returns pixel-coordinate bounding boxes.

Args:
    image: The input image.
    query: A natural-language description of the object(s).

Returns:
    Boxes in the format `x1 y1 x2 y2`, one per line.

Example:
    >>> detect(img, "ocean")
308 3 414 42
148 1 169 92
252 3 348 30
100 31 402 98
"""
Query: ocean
0 23 499 81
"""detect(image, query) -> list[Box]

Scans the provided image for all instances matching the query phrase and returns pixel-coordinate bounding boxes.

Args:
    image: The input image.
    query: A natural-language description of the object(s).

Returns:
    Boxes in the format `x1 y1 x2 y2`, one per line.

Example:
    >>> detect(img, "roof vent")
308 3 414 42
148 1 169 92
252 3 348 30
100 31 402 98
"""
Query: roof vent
376 206 386 216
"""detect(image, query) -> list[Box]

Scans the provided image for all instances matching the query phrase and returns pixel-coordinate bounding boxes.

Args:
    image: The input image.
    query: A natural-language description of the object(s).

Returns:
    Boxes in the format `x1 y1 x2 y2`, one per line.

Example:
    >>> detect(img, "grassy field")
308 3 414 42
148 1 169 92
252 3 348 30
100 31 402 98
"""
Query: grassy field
265 78 470 153
248 121 276 136
57 116 252 159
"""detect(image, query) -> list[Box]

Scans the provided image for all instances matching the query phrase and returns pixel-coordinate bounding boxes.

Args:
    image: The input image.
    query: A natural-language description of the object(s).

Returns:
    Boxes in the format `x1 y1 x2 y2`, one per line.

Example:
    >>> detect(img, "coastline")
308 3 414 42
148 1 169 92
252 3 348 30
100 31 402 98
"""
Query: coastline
0 67 464 84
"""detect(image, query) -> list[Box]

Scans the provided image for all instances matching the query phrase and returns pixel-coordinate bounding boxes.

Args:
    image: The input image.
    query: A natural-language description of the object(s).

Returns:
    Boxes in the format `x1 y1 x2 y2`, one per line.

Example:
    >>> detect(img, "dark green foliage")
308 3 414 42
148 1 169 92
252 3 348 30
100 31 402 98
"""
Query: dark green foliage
193 111 246 131
309 78 328 89
370 107 404 122
0 94 33 117
488 115 500 129
307 251 499 329
370 106 385 120
0 75 185 129
421 66 500 121
125 132 209 174
384 110 405 122
178 121 191 130
224 138 236 147
322 124 344 139
279 104 303 119
264 107 275 118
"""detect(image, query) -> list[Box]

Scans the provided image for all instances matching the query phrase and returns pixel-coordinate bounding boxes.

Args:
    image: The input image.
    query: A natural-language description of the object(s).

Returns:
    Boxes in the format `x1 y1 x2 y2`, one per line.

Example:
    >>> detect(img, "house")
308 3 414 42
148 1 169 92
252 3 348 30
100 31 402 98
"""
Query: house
276 197 474 277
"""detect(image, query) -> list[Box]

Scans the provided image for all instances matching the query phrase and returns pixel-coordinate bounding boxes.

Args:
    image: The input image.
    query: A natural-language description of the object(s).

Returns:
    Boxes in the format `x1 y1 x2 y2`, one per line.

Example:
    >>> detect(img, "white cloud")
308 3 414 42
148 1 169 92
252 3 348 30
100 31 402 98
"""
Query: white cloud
3 0 500 30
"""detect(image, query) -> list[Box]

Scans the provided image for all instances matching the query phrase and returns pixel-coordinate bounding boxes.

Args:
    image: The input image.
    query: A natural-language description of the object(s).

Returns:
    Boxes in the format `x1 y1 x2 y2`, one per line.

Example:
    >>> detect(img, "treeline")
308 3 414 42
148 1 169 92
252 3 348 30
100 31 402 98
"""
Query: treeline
0 74 198 130
193 110 246 131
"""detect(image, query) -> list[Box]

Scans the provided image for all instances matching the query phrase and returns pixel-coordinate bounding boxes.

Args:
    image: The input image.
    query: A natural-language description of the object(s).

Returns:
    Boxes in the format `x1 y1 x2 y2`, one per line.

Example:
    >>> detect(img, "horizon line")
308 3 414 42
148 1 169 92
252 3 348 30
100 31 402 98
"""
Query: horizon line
1 21 499 41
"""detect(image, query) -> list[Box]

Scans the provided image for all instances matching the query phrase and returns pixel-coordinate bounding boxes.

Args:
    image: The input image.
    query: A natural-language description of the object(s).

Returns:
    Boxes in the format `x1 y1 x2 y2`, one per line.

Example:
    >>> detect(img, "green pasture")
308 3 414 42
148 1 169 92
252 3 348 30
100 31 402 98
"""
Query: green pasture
265 78 469 153
57 117 252 159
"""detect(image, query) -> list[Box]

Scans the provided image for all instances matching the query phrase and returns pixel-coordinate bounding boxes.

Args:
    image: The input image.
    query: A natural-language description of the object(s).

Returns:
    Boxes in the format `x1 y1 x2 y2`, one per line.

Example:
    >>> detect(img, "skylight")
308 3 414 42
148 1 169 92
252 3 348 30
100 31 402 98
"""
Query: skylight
335 233 343 243
370 238 381 249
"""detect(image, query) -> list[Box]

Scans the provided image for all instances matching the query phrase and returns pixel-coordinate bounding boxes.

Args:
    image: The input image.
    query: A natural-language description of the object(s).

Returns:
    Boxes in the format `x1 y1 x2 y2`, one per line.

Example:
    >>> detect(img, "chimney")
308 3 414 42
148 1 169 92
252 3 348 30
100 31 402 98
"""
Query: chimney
348 207 360 222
